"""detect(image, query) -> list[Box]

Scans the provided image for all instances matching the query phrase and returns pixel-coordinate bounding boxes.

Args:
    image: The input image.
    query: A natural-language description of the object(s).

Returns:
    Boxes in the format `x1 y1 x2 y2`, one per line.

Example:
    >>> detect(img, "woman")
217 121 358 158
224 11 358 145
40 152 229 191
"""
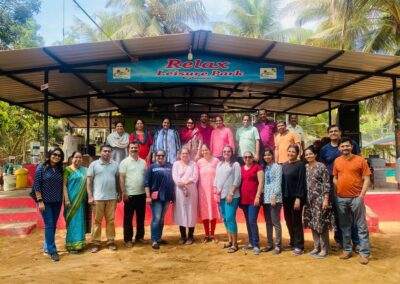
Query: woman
33 147 65 262
240 151 264 255
172 147 199 245
210 115 235 159
282 144 307 256
262 149 283 255
106 121 129 164
63 151 87 253
214 145 241 253
180 118 203 161
153 117 181 163
144 150 175 250
303 146 335 258
197 144 219 242
129 119 153 165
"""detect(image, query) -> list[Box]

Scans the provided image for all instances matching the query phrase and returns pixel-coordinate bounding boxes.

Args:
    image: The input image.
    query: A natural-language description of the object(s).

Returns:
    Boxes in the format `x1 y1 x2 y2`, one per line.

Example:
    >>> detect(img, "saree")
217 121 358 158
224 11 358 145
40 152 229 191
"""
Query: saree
64 166 87 251
179 127 202 160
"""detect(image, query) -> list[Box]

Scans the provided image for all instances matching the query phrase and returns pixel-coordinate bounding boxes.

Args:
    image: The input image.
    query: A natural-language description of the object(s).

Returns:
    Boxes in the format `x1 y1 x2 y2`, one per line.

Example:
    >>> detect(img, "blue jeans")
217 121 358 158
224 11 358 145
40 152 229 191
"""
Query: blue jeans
219 198 239 234
151 201 169 242
241 204 261 248
41 202 62 255
336 196 370 256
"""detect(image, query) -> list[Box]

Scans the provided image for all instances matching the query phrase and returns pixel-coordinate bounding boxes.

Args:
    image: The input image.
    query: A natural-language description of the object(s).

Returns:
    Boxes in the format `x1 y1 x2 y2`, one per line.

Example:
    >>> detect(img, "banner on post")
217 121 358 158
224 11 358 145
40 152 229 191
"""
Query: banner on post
107 55 284 83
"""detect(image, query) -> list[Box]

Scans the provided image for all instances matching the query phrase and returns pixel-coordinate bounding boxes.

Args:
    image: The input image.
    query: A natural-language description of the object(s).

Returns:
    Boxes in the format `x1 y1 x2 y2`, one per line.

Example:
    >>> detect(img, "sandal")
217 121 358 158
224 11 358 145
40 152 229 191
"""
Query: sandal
223 242 232 249
227 245 239 253
203 236 210 243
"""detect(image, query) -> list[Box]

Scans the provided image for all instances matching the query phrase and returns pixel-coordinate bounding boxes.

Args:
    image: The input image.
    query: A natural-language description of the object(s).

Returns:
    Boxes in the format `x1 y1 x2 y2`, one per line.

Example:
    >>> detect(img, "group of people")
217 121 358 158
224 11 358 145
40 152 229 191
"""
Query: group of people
32 110 372 265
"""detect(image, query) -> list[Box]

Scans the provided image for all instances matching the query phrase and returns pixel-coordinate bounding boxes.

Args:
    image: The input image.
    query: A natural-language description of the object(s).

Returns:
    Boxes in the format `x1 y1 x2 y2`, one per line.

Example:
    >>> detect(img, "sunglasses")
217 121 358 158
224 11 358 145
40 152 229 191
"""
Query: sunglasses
52 153 62 157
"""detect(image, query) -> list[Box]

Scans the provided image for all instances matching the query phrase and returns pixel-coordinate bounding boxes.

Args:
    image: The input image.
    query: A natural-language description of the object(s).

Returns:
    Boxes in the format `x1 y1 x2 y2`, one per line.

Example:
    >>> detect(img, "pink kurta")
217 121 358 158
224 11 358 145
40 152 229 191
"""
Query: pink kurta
172 160 199 227
210 126 235 157
197 157 220 220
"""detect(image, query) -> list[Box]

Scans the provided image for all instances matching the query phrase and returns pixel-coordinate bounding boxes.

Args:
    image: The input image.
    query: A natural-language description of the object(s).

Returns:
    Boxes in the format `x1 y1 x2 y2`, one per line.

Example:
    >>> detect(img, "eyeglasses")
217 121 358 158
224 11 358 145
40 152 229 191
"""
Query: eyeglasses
52 153 61 157
243 156 253 159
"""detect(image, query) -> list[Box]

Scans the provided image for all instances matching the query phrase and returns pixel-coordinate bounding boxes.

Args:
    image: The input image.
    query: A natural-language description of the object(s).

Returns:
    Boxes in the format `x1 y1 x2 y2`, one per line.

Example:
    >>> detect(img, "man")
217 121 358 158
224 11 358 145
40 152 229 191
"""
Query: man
236 114 260 164
287 114 305 151
144 150 175 250
319 125 360 248
197 113 213 147
119 142 147 247
333 137 371 265
274 120 301 164
87 144 121 253
255 109 276 160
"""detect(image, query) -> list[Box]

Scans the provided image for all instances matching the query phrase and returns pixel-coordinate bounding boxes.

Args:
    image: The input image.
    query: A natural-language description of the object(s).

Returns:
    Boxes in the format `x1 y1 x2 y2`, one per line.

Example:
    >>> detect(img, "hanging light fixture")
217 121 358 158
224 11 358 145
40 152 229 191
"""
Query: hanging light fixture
187 45 193 61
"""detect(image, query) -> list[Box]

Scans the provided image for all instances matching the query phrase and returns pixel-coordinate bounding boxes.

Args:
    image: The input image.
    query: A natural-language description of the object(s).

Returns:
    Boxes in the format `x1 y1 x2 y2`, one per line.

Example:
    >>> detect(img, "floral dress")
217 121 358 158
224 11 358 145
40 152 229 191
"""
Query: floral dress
303 162 336 233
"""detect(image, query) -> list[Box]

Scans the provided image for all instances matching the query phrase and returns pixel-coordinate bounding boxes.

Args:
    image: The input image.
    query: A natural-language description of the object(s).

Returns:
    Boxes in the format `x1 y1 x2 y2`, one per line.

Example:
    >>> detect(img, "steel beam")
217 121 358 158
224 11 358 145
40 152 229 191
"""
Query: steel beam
284 60 400 112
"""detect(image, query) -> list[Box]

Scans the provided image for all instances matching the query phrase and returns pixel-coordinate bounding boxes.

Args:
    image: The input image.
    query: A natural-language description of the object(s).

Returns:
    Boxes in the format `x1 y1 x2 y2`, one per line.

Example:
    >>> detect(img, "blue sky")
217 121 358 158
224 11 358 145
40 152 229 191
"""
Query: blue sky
35 0 296 46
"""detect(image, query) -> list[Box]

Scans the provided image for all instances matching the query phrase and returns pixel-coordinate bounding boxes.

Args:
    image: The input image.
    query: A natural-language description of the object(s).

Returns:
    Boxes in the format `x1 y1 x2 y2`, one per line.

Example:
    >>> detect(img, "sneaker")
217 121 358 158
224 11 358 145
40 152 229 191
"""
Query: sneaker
309 248 319 256
272 248 281 255
261 246 273 252
152 241 160 250
185 238 194 245
91 245 100 253
135 238 147 244
223 242 232 249
50 253 60 262
339 252 352 260
253 247 261 255
243 243 253 251
313 251 328 259
359 255 369 265
124 241 133 248
108 243 117 251
292 248 304 256
158 239 168 245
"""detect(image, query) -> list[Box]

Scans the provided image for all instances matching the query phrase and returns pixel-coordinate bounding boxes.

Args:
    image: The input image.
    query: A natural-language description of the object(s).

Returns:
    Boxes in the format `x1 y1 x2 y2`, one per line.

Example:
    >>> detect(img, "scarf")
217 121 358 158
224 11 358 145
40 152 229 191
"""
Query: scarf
180 127 199 145
107 131 129 148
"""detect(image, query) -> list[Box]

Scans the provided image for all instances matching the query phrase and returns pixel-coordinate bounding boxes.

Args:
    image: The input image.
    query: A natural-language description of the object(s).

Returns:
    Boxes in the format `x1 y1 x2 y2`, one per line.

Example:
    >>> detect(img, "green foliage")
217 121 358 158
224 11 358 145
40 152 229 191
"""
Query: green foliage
0 0 42 49
0 102 64 160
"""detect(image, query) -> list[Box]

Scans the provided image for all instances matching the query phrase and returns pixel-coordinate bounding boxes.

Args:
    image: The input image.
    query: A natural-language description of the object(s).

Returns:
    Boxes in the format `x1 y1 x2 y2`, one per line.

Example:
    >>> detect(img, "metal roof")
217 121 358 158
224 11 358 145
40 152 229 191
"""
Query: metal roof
1 30 399 118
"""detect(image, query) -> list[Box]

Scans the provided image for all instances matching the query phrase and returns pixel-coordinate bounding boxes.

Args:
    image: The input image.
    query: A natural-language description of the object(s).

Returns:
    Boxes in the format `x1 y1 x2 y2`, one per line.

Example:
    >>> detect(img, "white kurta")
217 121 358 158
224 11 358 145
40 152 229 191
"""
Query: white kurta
172 160 199 227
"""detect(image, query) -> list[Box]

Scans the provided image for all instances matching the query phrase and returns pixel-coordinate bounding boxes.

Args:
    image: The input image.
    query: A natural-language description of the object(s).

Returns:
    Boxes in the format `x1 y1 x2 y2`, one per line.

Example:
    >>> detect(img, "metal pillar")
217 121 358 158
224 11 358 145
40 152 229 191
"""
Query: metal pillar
43 70 49 154
108 111 112 133
86 96 90 154
392 78 400 189
328 101 332 126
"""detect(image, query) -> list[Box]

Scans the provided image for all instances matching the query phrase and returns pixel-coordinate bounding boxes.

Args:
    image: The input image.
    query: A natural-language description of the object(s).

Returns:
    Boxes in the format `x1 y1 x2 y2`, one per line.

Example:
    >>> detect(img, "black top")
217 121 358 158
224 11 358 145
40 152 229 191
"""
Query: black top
281 160 306 200
144 162 175 202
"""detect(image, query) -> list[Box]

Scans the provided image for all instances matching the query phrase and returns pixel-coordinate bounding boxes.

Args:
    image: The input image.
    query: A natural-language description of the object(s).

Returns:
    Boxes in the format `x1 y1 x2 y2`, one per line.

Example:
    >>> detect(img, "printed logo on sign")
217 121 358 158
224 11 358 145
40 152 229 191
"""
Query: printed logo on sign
113 67 131 79
260 68 277 80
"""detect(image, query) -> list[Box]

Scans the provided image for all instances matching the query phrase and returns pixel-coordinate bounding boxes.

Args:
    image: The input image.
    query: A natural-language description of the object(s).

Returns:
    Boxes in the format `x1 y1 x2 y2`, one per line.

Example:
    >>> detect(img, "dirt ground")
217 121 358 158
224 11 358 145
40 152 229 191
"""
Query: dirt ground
1 222 400 284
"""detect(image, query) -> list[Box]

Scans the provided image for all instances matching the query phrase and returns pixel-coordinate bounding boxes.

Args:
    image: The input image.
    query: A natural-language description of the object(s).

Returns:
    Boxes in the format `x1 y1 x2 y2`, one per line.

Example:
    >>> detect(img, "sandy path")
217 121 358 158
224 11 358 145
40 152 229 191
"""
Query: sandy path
1 222 400 283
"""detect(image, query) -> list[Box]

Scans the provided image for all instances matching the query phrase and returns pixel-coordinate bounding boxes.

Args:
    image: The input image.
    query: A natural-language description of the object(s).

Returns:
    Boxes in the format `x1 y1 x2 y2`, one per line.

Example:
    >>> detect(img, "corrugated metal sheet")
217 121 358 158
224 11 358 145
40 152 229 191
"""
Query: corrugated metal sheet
0 31 399 117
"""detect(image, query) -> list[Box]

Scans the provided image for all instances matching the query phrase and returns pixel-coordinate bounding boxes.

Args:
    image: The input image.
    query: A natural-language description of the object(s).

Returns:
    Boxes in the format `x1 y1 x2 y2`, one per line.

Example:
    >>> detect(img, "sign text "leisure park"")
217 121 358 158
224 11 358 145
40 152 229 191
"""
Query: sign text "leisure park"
107 55 285 83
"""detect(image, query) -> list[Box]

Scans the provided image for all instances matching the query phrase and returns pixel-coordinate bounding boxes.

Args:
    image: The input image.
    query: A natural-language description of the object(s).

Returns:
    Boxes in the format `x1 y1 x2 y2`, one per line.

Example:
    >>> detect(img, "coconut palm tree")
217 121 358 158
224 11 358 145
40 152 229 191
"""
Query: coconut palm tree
106 0 207 36
212 0 281 39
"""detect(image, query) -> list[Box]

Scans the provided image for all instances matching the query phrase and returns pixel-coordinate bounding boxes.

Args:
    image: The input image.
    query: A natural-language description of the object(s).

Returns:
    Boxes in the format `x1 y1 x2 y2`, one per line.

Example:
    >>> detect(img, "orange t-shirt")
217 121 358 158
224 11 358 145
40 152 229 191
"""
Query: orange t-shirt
333 155 371 197
274 131 300 163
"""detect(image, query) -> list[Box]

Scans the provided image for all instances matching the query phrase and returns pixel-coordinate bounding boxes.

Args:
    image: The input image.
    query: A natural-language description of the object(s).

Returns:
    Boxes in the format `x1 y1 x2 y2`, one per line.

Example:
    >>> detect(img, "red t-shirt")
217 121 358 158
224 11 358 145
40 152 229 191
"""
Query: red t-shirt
240 163 263 205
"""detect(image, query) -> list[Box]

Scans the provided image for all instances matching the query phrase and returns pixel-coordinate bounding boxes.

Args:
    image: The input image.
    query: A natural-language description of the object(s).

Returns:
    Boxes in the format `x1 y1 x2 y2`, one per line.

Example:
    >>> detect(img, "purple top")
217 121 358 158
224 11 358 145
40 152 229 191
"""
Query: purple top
255 120 277 150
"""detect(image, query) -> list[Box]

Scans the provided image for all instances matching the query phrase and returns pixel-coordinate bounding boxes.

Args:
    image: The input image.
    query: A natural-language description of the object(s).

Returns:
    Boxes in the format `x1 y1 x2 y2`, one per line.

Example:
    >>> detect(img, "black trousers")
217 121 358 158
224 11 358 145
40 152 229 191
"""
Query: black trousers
123 193 146 242
283 197 304 250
